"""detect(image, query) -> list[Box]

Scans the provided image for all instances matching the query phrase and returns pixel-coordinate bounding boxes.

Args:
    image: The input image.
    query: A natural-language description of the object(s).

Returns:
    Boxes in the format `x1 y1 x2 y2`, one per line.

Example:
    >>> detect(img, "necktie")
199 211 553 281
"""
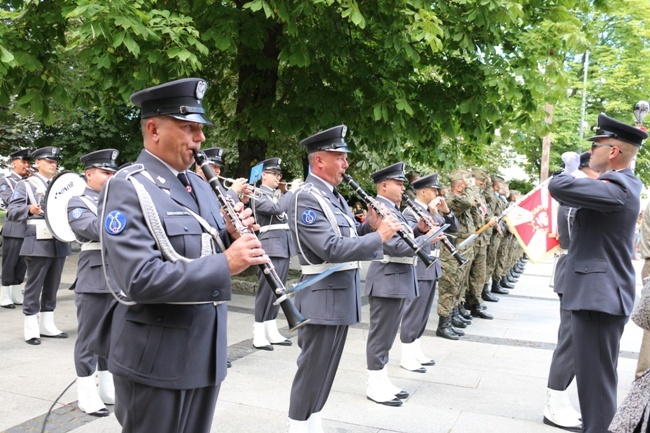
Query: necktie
177 173 196 201
333 188 345 208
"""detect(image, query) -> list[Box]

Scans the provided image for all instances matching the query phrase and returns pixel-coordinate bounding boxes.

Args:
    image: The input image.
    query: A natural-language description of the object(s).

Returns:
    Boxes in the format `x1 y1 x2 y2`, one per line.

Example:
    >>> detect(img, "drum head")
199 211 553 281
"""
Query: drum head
43 171 87 242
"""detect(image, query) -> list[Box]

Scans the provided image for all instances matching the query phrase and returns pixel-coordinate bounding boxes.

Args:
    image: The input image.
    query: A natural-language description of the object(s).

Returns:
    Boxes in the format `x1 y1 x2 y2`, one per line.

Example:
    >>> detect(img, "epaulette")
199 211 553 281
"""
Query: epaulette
301 182 314 193
114 163 145 180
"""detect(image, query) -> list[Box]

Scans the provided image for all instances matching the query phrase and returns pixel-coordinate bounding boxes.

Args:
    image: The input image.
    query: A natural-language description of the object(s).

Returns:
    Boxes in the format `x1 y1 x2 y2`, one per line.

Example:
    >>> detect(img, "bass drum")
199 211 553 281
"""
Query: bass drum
43 171 87 242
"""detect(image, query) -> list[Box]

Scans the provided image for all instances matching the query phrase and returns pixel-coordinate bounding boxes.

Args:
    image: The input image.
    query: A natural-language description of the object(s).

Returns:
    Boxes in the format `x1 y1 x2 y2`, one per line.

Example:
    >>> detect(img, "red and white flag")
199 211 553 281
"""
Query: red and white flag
502 178 560 263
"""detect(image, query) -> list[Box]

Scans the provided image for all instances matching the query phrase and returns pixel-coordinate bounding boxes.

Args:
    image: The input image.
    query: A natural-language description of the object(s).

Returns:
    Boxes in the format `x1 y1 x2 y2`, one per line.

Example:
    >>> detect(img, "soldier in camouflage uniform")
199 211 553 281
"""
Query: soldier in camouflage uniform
466 169 499 310
486 175 510 295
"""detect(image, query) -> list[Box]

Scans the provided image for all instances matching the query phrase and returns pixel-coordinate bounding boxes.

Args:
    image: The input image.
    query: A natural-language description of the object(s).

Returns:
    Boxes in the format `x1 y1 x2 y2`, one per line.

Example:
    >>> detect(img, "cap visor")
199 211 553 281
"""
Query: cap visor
167 113 213 125
324 147 350 153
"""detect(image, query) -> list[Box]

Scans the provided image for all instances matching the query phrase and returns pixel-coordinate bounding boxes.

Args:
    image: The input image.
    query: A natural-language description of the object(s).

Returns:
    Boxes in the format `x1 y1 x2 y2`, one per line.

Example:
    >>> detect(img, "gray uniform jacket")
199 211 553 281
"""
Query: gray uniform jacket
403 200 459 281
0 172 27 237
365 195 421 299
549 169 641 316
252 185 295 258
6 174 71 257
288 174 383 326
68 187 109 294
97 150 232 390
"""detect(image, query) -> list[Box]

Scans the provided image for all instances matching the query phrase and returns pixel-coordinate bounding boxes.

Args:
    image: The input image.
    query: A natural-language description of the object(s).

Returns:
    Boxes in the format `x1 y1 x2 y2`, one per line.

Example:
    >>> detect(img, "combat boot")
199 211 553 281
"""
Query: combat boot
454 307 471 325
481 284 499 302
451 313 467 328
499 276 514 289
471 304 494 320
458 305 472 320
436 316 460 340
491 278 509 295
450 325 465 336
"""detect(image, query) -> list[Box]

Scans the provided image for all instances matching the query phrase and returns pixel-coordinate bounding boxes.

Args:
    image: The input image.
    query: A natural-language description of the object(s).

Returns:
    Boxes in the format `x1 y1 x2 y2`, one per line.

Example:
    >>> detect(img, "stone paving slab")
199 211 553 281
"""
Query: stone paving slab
0 254 644 432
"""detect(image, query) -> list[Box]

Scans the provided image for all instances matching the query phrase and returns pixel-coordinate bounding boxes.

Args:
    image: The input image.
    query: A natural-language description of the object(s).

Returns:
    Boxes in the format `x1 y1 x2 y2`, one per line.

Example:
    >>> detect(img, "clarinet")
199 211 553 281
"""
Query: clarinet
194 150 309 332
341 174 436 269
401 193 468 268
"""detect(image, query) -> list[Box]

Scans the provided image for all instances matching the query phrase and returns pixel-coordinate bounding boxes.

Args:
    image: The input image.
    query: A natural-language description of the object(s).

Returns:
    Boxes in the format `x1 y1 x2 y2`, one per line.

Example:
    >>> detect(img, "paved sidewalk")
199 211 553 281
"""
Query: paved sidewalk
0 254 643 433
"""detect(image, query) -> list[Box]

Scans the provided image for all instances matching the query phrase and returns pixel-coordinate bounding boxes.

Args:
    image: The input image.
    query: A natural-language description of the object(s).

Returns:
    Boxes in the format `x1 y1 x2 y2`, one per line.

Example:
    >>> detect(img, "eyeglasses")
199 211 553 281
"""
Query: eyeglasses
591 142 622 154
264 171 281 178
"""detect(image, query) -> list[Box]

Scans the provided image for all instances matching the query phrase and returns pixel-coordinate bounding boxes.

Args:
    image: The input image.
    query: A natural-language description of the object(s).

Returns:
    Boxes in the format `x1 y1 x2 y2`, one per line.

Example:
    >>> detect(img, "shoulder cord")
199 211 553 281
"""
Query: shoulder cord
99 170 225 307
25 177 47 206
293 184 357 266
129 175 220 262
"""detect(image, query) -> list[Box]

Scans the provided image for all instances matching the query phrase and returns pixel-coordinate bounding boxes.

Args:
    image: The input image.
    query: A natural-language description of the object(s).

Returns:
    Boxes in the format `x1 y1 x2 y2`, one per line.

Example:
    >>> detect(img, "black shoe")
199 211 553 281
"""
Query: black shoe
41 332 68 339
499 277 514 289
458 305 472 320
482 288 499 302
453 307 471 325
506 274 517 284
471 306 494 320
451 315 467 328
491 285 509 295
227 360 232 368
436 316 460 340
450 326 465 336
367 396 403 406
253 343 274 351
395 390 409 399
88 407 110 417
270 339 292 346
1 303 16 309
542 416 582 432
26 338 41 345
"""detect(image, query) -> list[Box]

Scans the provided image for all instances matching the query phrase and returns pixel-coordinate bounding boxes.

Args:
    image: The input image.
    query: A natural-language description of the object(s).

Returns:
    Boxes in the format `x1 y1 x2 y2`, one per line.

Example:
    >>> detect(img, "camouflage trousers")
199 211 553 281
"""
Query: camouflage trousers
494 234 513 279
485 233 503 284
438 238 475 317
467 241 488 306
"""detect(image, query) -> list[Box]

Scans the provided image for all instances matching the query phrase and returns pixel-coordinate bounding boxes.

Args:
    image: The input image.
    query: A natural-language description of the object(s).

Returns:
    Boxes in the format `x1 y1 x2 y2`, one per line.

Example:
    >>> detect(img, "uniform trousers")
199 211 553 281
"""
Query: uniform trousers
571 310 627 433
113 375 220 433
22 256 65 316
74 292 113 376
467 241 488 304
437 249 460 318
289 324 349 420
366 296 405 370
547 294 574 390
400 279 437 343
1 237 26 286
484 233 502 283
254 256 289 322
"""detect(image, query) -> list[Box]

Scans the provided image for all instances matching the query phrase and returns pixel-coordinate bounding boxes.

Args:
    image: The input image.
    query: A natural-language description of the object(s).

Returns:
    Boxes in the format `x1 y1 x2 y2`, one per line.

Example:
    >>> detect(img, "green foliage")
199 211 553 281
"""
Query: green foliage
1 0 648 188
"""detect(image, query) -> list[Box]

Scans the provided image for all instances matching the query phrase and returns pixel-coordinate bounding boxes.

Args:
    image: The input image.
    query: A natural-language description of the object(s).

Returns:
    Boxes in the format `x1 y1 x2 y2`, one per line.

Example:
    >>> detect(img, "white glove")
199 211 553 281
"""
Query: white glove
561 151 580 175
288 178 303 192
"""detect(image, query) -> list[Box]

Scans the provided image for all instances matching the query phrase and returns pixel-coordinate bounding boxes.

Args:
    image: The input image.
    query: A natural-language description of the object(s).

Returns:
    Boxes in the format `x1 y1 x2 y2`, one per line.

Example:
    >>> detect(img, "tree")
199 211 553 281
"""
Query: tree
0 0 615 183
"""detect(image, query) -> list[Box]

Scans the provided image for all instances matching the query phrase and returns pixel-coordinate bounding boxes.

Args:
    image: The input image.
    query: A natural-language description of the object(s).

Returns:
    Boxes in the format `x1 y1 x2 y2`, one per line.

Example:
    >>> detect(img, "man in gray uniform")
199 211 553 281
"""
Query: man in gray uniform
0 148 31 308
549 113 647 433
68 149 119 417
401 173 459 370
364 162 434 405
543 151 597 432
251 157 300 350
287 125 400 433
7 146 72 345
194 147 252 201
96 78 267 433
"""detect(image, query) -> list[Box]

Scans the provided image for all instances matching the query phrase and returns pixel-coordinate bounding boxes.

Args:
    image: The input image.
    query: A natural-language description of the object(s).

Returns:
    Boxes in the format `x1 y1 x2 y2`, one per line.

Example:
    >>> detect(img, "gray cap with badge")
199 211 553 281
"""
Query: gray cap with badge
130 78 211 125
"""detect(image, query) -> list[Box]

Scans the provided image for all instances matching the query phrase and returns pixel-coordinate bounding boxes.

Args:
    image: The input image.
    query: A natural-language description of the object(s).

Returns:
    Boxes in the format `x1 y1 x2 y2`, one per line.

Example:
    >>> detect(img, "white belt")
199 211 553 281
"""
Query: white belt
259 223 289 233
81 242 101 251
379 255 417 266
26 219 47 226
167 301 226 305
430 249 440 258
559 248 569 255
301 261 360 275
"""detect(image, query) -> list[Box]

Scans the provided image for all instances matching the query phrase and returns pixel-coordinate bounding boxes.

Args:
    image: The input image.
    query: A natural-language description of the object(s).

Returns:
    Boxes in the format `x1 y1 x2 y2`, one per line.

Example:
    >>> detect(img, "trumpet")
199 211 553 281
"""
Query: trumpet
402 193 468 267
194 150 309 332
216 175 276 201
